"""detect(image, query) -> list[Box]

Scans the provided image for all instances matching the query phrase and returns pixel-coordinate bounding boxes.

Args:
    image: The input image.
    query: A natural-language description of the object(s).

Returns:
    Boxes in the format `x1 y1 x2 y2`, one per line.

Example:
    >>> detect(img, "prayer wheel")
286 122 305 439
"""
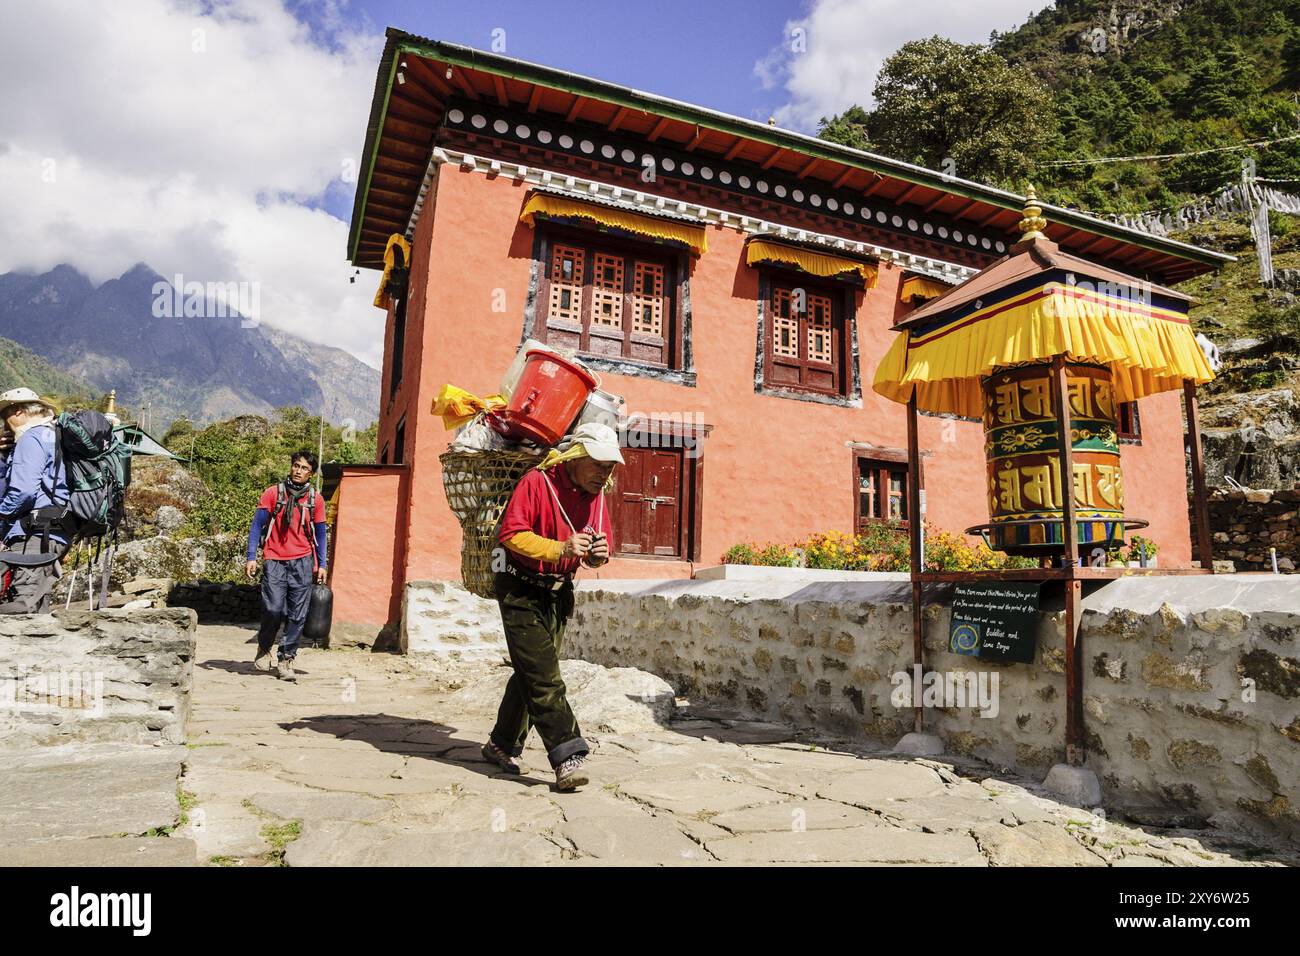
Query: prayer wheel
981 362 1126 557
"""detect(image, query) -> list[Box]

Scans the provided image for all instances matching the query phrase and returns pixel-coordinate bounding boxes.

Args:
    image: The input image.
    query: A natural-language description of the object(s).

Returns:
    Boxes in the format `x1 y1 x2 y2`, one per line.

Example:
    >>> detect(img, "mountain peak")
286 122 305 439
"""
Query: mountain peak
120 262 163 283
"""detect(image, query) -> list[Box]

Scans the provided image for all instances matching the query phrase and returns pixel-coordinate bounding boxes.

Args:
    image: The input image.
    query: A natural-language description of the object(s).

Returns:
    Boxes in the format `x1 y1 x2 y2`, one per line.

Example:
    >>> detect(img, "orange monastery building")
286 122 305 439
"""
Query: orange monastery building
327 29 1231 635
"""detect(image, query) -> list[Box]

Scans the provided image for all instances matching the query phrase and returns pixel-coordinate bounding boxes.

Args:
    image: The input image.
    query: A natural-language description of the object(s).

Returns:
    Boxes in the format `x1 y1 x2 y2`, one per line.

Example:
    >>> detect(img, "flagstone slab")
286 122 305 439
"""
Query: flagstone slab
710 799 878 834
0 744 185 843
971 821 1105 867
814 760 948 809
285 820 563 867
706 825 985 865
0 837 197 867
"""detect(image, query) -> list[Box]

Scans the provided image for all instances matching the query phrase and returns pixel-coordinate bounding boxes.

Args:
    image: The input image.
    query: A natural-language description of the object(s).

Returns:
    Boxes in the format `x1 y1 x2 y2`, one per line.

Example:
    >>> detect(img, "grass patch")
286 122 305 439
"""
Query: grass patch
208 855 240 867
241 798 303 865
260 819 302 866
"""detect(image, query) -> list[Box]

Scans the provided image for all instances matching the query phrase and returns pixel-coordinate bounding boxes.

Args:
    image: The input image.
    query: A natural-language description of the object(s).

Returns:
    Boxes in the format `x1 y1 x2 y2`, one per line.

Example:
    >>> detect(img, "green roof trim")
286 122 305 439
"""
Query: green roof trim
348 29 1233 273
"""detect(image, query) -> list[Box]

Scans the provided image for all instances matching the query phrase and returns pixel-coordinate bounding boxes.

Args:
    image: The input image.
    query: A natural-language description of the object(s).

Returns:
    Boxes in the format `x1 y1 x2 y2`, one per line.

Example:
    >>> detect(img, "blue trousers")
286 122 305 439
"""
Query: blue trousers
256 555 314 660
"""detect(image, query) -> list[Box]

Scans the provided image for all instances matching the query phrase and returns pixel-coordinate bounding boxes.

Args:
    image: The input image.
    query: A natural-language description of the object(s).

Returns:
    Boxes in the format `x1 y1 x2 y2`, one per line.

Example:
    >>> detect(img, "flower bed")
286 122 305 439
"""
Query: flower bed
722 524 1037 573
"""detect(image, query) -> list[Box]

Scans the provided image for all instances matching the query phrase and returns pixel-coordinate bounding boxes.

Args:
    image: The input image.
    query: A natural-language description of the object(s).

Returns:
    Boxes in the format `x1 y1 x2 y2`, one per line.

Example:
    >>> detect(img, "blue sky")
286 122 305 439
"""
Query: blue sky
299 0 807 220
297 0 1047 222
301 0 801 116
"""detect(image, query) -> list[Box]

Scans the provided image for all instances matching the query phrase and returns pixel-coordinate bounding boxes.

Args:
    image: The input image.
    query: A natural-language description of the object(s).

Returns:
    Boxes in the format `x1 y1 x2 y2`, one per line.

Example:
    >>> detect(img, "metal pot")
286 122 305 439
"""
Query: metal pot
573 388 625 432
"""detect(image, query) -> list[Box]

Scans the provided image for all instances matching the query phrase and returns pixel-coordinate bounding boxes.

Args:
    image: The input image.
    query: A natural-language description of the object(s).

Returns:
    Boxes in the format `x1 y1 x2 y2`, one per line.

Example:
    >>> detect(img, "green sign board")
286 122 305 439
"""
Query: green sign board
949 583 1042 664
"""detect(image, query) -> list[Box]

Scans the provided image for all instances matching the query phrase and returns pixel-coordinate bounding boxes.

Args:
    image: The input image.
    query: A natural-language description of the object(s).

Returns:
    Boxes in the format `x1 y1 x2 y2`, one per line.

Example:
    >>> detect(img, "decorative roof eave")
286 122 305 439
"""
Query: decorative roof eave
871 189 1216 418
519 191 710 255
421 146 980 285
348 28 1236 280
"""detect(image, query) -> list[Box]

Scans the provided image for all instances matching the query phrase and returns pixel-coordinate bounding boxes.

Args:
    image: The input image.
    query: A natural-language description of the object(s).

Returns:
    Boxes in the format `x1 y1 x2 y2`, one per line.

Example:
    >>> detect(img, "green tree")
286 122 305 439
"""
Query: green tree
1284 29 1300 82
836 37 1056 188
816 105 871 151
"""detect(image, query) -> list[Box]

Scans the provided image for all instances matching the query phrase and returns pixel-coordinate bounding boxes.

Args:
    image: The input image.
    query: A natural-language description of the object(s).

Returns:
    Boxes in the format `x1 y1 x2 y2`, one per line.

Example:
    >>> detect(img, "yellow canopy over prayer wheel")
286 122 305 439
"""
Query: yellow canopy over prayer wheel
873 187 1215 559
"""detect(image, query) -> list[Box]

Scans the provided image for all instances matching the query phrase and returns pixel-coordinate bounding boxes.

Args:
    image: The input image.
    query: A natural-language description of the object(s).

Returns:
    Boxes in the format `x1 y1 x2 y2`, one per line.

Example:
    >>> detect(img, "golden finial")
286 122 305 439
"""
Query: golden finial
767 116 776 126
105 389 117 416
1018 184 1047 240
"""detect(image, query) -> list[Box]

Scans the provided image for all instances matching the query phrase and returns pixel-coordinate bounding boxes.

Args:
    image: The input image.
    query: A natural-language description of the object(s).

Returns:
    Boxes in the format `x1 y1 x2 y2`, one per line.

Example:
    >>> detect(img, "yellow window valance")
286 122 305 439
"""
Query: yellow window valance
900 275 952 301
745 239 877 286
872 280 1215 418
520 193 708 255
373 233 411 309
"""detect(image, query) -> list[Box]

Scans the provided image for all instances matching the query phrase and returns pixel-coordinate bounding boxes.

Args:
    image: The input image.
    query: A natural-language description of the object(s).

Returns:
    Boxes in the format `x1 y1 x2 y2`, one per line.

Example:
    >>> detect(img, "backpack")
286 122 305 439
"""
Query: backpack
50 410 133 542
10 410 132 610
259 481 317 549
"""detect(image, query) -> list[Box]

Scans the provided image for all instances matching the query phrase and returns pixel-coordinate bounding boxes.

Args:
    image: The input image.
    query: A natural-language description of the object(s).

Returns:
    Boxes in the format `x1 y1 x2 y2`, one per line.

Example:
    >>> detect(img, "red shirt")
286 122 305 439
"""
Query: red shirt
498 465 614 575
258 485 326 562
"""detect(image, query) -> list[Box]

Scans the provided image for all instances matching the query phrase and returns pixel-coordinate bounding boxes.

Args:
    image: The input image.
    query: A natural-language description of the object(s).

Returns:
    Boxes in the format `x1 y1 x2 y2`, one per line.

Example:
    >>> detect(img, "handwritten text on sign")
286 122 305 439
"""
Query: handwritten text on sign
950 583 1042 664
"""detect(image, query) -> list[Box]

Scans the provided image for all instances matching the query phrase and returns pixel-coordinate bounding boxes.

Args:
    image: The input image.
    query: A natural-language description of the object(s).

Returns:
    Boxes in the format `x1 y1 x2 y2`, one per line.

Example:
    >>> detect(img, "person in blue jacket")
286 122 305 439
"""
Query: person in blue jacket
245 451 328 681
0 387 70 613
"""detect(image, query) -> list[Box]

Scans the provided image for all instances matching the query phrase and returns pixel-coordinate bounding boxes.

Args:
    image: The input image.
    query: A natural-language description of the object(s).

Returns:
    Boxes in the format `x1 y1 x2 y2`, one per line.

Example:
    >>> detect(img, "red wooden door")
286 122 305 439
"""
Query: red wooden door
613 448 682 557
616 450 647 554
646 450 680 556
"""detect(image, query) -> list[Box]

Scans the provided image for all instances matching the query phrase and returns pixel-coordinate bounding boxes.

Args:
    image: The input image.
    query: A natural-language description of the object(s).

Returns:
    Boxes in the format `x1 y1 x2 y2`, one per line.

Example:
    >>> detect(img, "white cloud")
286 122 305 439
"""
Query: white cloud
0 0 387 367
758 0 1048 132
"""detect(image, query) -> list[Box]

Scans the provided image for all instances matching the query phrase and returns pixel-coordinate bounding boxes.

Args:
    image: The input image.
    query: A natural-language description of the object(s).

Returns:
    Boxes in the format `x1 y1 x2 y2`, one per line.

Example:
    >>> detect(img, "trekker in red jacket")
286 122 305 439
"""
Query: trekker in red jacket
245 451 328 681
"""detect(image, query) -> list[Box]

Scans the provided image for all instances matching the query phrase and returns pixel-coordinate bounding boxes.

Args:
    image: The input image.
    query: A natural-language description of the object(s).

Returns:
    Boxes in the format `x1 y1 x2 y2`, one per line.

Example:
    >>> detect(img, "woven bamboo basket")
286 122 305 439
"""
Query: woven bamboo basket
440 449 539 599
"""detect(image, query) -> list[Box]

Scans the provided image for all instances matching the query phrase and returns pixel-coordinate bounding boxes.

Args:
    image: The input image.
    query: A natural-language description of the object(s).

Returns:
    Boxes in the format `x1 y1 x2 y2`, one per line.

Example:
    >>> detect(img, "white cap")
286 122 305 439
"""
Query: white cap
0 387 55 418
568 421 624 464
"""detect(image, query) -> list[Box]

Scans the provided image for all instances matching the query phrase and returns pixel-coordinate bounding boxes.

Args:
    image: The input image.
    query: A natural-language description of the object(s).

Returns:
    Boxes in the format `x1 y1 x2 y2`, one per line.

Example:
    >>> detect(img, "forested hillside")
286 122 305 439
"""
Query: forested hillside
821 0 1300 213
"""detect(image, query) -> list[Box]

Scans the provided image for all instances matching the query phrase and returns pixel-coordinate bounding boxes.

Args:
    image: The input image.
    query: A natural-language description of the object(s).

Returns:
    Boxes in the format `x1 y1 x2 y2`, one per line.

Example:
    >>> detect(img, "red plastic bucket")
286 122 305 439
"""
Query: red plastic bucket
493 349 597 446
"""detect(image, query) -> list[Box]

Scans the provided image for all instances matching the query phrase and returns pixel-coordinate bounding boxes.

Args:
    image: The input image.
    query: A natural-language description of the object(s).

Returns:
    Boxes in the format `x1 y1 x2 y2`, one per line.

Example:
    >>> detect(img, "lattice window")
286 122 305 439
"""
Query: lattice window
591 253 624 328
887 471 906 520
547 244 584 323
857 456 910 529
806 293 833 364
771 288 800 358
632 261 665 337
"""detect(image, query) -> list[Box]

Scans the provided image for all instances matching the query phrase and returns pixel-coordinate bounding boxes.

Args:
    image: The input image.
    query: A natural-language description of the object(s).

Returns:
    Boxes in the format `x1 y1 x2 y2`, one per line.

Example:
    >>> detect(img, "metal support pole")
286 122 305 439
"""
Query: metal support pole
1052 357 1085 765
906 394 924 734
1184 380 1215 572
1064 578 1084 766
1050 356 1079 568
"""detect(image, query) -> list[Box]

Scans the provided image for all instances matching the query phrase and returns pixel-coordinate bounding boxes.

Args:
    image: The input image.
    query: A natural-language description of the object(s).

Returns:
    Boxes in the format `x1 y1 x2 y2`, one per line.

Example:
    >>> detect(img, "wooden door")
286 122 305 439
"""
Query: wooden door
613 448 682 557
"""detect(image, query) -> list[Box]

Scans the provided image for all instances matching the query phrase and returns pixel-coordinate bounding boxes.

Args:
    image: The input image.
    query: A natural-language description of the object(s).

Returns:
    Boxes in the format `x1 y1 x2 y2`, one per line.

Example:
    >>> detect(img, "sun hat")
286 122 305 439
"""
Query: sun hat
567 421 625 464
0 387 57 419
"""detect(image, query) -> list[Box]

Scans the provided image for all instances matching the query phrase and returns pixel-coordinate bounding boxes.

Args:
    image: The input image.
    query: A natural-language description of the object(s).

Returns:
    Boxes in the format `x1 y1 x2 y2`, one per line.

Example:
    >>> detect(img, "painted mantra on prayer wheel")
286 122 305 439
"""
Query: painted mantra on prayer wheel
982 363 1126 556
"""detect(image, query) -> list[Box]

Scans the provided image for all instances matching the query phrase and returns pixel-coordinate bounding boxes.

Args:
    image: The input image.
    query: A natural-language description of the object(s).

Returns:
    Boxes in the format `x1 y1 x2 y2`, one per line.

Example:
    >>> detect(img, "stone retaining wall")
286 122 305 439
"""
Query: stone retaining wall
568 576 1300 839
167 581 262 622
1201 487 1300 571
0 608 197 748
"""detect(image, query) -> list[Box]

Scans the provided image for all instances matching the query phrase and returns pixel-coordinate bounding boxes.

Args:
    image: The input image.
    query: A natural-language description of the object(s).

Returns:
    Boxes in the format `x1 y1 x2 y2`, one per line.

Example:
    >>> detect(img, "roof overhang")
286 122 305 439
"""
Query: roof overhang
348 28 1234 283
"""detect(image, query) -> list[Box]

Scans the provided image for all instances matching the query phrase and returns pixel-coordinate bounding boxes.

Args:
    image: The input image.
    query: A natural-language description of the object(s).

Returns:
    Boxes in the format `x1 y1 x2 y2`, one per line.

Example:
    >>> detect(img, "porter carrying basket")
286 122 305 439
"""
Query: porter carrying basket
440 449 539 599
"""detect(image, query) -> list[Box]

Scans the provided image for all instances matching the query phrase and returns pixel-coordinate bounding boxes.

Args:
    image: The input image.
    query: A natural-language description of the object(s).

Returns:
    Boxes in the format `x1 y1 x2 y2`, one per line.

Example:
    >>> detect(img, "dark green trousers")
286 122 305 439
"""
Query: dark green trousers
490 571 589 768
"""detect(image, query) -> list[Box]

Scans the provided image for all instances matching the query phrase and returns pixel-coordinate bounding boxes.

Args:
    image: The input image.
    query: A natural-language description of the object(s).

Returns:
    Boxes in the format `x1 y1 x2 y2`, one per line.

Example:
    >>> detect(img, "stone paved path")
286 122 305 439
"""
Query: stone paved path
179 624 1291 867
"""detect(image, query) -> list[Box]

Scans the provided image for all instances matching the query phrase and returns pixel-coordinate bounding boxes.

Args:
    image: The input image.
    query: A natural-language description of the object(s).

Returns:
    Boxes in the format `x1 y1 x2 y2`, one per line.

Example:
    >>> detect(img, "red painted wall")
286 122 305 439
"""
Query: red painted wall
329 466 407 627
336 162 1199 626
1118 388 1193 565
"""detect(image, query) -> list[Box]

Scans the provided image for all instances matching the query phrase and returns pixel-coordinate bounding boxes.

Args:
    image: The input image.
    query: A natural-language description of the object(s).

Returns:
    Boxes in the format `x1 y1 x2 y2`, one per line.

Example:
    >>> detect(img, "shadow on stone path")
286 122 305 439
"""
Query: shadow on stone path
280 713 552 787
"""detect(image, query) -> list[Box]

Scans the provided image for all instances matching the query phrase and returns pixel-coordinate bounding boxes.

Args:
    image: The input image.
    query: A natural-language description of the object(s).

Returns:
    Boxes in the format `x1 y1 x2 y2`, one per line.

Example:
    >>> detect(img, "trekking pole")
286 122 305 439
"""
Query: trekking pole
65 567 76 610
98 542 113 609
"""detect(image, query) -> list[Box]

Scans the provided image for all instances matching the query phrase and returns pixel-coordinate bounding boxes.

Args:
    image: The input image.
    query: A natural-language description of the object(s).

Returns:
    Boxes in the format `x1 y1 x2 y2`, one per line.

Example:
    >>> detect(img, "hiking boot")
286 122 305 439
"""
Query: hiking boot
554 754 588 791
253 647 275 672
481 740 522 775
276 658 298 682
